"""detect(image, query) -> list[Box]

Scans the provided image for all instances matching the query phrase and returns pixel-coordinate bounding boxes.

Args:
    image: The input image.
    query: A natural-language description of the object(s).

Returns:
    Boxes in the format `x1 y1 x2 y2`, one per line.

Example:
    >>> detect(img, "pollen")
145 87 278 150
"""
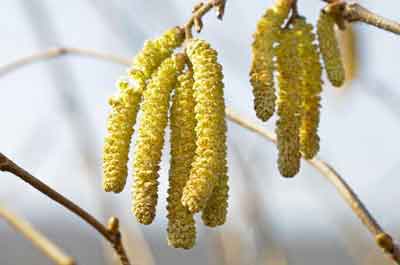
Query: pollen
181 38 228 213
317 11 345 87
250 0 292 122
132 54 186 225
166 70 197 249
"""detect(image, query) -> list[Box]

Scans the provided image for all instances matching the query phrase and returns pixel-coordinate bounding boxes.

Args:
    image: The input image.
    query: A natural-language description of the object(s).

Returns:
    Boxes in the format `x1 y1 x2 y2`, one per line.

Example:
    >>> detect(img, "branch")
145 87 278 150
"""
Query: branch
0 206 75 265
0 153 131 265
183 0 227 39
324 2 400 35
1 47 400 263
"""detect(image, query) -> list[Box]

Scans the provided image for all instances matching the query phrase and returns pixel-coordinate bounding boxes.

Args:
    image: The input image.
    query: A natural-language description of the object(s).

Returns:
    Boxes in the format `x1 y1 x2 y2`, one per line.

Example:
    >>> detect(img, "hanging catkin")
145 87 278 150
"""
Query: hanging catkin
166 70 197 249
275 24 302 177
133 54 186 225
182 38 227 213
295 18 323 159
317 11 345 87
250 0 292 122
103 79 142 192
103 27 184 193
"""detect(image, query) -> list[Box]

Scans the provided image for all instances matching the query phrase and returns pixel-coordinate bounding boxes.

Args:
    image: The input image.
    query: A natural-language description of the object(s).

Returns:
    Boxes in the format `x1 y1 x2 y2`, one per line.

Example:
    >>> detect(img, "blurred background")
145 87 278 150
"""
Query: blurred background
1 0 399 264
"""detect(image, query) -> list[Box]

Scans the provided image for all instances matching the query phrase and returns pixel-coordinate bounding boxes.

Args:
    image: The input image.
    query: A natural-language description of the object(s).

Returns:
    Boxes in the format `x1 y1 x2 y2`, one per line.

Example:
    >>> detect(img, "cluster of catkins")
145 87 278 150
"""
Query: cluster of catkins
102 27 229 249
250 0 345 177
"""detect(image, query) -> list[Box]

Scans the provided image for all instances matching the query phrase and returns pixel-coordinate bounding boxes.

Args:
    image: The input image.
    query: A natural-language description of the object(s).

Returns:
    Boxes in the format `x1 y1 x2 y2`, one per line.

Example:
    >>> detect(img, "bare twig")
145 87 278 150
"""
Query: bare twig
323 2 400 35
1 47 400 263
0 153 131 265
183 0 226 39
0 206 75 265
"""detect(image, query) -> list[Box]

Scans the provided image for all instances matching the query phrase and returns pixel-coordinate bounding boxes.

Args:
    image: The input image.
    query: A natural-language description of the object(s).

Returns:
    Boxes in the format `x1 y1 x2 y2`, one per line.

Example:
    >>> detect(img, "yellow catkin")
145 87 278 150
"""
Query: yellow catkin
182 39 227 213
317 11 345 87
133 55 186 225
250 0 292 121
166 70 197 249
295 18 323 159
275 24 302 178
103 79 142 193
102 27 184 193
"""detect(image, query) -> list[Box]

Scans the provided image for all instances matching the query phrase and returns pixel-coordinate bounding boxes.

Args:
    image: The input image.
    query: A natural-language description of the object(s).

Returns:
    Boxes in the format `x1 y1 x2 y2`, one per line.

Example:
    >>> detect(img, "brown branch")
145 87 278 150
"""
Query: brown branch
323 2 400 35
183 0 226 39
1 47 400 263
0 206 75 265
0 153 131 265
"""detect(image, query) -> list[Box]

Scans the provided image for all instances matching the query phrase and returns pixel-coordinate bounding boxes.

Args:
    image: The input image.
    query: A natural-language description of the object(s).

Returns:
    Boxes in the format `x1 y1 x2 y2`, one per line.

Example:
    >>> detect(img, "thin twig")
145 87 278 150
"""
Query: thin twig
183 0 226 39
1 47 400 263
0 153 131 265
0 206 75 265
323 2 400 35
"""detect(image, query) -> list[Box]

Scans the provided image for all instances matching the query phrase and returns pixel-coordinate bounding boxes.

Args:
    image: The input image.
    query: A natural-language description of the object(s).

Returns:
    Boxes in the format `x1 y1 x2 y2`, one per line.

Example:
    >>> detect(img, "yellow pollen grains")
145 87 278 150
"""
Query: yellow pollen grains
166 70 197 249
103 27 184 193
295 18 323 159
133 54 186 225
317 11 345 87
182 38 228 214
250 0 292 122
275 24 303 178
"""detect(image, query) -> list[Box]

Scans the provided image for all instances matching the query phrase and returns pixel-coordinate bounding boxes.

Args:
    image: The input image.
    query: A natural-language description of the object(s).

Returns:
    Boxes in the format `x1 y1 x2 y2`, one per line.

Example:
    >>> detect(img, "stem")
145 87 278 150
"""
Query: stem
184 0 226 39
0 153 131 265
343 3 400 35
1 47 400 264
0 206 75 265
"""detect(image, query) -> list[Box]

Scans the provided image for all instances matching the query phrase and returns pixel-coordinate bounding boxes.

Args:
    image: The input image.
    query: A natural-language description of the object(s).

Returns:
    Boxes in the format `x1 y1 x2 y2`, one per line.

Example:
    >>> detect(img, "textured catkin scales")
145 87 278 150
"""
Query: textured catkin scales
317 11 345 87
103 79 142 193
182 39 227 214
167 70 197 249
130 27 185 80
103 27 184 193
295 19 323 159
133 55 186 225
250 0 292 121
275 25 302 177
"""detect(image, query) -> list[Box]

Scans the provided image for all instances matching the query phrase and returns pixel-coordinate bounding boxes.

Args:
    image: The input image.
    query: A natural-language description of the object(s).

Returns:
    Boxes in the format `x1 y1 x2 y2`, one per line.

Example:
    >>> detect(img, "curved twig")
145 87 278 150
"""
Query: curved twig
0 206 75 265
0 153 131 265
1 47 400 264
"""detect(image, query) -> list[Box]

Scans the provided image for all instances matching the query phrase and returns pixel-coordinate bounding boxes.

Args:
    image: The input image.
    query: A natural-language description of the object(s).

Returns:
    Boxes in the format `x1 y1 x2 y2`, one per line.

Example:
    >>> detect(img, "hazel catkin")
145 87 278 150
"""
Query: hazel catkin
317 11 345 87
275 24 303 177
166 70 197 249
133 54 186 225
250 0 292 122
103 79 142 193
294 18 323 159
181 38 227 213
103 27 184 193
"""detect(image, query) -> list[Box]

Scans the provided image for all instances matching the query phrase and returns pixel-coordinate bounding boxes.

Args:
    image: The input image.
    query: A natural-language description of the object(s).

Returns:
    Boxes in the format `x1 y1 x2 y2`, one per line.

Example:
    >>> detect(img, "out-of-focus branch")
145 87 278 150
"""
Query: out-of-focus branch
1 47 399 263
0 153 131 265
0 206 75 265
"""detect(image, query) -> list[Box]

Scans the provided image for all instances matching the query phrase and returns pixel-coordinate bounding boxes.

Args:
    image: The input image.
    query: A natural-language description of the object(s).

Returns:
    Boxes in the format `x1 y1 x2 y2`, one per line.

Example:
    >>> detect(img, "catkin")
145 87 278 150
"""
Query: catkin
166 70 197 249
250 0 292 122
103 79 142 193
317 11 345 87
133 54 186 225
275 24 302 177
103 27 184 193
182 38 227 213
295 18 323 159
130 27 185 80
